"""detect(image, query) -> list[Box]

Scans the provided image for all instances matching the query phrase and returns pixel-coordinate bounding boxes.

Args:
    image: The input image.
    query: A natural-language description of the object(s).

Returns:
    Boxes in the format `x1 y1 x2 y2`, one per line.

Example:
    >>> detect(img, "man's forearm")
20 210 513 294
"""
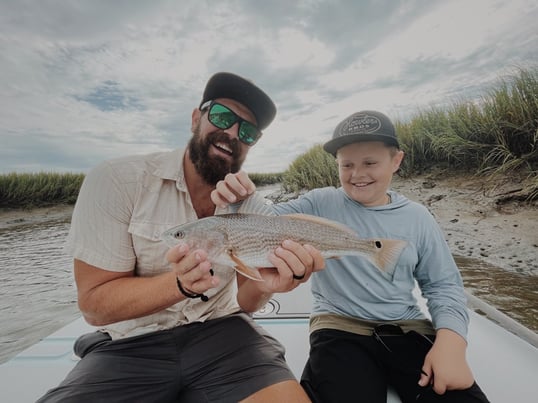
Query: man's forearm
236 278 273 313
77 271 183 326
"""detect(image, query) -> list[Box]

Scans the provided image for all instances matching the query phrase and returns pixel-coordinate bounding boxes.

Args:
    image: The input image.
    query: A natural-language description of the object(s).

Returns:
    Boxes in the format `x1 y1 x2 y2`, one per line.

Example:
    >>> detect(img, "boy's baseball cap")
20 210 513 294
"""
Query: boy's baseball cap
200 72 276 130
323 110 399 155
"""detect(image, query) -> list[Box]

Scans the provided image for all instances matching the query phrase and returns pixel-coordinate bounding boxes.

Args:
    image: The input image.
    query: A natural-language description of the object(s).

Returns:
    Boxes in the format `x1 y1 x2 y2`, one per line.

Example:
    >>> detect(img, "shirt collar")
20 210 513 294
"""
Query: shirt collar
146 148 187 191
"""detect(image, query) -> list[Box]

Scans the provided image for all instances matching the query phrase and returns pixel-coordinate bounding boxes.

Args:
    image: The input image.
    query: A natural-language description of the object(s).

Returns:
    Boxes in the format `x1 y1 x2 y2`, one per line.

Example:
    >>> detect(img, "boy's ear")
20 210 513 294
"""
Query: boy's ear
392 150 405 173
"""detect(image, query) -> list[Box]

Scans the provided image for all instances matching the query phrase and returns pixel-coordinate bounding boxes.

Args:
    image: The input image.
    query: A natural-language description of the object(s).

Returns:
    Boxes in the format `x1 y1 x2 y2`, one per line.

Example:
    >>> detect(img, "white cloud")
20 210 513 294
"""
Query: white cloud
0 0 537 174
265 28 335 69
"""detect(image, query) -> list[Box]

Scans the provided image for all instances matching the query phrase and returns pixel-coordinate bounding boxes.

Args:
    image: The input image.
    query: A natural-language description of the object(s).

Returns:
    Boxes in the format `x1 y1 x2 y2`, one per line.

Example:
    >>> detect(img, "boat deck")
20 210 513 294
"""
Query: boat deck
1 285 537 402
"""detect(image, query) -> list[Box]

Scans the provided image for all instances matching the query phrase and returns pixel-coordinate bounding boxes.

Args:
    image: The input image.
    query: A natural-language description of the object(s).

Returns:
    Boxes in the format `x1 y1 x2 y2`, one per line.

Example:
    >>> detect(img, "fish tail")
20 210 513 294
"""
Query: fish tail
370 239 407 272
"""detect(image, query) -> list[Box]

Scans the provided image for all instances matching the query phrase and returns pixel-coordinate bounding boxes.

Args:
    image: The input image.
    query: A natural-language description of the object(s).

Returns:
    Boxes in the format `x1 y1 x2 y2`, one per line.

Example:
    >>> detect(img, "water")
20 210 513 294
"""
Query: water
0 215 537 364
456 256 538 334
0 218 79 364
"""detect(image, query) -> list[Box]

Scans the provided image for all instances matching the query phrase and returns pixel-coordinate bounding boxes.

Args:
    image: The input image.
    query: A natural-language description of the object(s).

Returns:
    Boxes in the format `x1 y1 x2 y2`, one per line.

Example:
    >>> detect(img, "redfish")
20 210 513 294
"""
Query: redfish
161 213 406 281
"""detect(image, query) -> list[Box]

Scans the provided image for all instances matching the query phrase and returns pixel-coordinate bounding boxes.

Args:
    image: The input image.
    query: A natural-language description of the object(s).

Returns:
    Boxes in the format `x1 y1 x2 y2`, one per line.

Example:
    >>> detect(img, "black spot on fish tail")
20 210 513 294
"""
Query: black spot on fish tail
371 239 407 272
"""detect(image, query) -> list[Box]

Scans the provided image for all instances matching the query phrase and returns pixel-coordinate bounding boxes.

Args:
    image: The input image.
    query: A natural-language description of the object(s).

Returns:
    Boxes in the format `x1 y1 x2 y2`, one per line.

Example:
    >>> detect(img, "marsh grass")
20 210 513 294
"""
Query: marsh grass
2 67 537 208
0 172 84 209
250 172 284 186
282 144 339 193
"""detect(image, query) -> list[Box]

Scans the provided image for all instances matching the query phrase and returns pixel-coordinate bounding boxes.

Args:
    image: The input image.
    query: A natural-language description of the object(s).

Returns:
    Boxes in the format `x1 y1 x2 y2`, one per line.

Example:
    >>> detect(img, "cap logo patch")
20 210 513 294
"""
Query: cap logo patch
341 114 381 136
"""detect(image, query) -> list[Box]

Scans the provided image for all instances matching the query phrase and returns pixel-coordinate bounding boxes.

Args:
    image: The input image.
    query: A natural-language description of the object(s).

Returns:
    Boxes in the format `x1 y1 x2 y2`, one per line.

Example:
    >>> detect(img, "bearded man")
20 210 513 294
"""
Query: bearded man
38 72 324 403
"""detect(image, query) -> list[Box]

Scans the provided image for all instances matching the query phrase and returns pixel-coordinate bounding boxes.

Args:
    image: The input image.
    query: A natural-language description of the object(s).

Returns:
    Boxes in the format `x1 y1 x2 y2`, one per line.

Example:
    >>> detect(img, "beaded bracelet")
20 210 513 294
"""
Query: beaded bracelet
176 277 209 302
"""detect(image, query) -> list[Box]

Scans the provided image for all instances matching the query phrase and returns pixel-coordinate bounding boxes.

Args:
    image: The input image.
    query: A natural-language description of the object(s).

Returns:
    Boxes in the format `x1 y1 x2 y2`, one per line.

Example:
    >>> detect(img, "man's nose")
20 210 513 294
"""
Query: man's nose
223 122 240 140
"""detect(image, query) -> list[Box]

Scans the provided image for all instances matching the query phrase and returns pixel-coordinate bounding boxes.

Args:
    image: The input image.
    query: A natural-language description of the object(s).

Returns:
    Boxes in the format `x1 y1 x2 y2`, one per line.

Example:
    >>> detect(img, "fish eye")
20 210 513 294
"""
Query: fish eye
174 230 185 239
375 241 382 249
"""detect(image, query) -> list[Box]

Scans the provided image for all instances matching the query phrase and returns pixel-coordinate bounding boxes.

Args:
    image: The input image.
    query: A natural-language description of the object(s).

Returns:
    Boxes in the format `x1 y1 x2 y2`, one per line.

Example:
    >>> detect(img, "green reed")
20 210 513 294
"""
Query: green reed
282 144 339 192
0 172 84 209
250 172 284 186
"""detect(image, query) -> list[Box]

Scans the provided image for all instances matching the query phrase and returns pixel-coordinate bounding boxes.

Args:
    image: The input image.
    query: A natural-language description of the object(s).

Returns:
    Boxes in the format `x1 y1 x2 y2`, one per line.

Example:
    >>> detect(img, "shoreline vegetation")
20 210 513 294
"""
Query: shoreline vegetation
1 66 537 210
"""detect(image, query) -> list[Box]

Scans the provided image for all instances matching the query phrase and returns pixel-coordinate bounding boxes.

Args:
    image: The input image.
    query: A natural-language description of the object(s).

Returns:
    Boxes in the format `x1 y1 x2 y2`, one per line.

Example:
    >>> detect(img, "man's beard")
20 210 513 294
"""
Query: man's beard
188 125 245 186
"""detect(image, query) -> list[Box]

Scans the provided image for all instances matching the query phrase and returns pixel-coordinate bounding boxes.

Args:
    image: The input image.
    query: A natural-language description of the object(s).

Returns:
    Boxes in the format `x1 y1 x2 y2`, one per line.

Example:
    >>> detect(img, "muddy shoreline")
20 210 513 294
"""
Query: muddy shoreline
391 173 537 277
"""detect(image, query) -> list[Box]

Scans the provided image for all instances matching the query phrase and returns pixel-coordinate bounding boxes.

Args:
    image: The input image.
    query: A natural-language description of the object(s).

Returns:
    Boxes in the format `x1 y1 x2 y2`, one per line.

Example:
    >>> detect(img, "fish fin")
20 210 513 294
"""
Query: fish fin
284 213 357 236
369 239 407 272
237 194 276 216
228 250 264 281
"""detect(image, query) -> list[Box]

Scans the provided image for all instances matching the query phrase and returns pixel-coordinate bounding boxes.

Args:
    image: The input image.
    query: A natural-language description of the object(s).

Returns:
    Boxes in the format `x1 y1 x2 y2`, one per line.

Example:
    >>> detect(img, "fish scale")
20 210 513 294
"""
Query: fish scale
162 213 407 281
221 214 370 264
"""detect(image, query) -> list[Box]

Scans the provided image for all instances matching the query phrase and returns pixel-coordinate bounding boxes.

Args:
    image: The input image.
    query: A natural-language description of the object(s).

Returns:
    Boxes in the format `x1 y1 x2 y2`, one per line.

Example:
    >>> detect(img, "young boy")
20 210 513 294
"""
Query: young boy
212 110 489 402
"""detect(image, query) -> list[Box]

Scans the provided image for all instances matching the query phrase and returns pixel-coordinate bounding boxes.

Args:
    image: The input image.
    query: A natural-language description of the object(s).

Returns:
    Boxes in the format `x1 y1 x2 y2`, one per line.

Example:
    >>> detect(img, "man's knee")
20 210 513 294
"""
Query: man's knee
240 380 311 403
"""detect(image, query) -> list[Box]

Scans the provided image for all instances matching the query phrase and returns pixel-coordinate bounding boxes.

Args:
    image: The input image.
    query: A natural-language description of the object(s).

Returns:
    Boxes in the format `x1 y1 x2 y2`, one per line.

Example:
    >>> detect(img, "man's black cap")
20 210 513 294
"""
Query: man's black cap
200 72 276 130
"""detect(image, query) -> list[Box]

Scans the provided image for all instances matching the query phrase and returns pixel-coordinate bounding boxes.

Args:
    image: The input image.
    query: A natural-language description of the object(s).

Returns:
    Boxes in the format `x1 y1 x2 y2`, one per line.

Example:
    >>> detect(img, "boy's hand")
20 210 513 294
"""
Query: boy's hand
211 170 256 209
419 329 475 394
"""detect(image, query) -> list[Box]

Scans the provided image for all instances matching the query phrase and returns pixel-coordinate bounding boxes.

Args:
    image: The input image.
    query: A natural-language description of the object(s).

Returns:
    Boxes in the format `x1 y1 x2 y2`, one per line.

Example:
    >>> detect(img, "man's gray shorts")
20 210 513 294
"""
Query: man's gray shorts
36 313 296 402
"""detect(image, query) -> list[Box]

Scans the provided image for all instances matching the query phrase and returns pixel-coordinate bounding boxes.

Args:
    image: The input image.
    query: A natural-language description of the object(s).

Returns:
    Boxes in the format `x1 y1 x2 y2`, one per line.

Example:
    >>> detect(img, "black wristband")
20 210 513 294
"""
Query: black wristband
176 277 209 302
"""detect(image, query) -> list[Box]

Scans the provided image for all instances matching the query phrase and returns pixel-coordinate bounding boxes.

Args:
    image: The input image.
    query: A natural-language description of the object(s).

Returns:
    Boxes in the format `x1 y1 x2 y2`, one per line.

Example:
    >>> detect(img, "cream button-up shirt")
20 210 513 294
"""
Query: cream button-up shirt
65 148 240 339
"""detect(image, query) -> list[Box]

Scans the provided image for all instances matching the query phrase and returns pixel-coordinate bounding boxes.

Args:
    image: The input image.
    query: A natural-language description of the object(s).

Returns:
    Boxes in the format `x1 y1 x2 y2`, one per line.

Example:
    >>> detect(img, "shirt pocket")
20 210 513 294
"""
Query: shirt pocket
128 222 173 275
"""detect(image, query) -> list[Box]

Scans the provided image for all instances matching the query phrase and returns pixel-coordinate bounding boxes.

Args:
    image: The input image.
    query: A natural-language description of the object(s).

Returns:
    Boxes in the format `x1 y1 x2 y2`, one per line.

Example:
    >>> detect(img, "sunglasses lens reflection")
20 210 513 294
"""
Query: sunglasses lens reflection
209 103 237 129
239 122 260 145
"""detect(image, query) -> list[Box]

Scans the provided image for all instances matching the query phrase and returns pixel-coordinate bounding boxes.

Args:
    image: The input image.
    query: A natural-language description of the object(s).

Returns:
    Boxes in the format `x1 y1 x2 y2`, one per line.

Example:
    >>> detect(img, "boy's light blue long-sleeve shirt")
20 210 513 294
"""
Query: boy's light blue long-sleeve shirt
271 186 469 339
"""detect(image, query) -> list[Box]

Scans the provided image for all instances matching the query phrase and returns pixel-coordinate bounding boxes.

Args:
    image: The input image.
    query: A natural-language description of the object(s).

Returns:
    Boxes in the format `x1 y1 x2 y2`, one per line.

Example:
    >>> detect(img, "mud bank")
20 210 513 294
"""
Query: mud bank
390 173 537 276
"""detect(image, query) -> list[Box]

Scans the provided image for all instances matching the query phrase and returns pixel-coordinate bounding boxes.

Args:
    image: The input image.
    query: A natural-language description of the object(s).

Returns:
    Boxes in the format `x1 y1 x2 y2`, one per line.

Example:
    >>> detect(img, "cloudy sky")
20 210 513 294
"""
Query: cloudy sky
2 0 537 174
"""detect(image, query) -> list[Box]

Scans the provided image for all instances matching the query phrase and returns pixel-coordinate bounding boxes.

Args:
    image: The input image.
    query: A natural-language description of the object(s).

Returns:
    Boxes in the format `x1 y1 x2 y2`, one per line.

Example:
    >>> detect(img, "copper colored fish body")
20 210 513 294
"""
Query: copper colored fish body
161 213 407 281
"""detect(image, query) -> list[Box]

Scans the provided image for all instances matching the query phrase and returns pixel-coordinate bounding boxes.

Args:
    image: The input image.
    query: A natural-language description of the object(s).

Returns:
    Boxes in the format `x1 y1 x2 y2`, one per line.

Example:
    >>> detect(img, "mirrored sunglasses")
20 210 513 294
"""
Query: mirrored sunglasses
201 101 262 146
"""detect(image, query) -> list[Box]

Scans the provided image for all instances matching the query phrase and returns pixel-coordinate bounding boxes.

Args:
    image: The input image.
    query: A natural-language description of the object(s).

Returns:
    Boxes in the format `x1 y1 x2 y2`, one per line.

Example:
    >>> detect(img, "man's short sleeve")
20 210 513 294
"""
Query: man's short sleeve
64 161 136 272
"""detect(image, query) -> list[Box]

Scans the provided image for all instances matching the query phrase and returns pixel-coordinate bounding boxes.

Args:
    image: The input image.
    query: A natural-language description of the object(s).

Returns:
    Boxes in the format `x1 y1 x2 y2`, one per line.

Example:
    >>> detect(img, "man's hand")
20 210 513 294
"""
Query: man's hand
166 243 219 298
260 240 324 291
236 240 325 312
211 170 256 209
